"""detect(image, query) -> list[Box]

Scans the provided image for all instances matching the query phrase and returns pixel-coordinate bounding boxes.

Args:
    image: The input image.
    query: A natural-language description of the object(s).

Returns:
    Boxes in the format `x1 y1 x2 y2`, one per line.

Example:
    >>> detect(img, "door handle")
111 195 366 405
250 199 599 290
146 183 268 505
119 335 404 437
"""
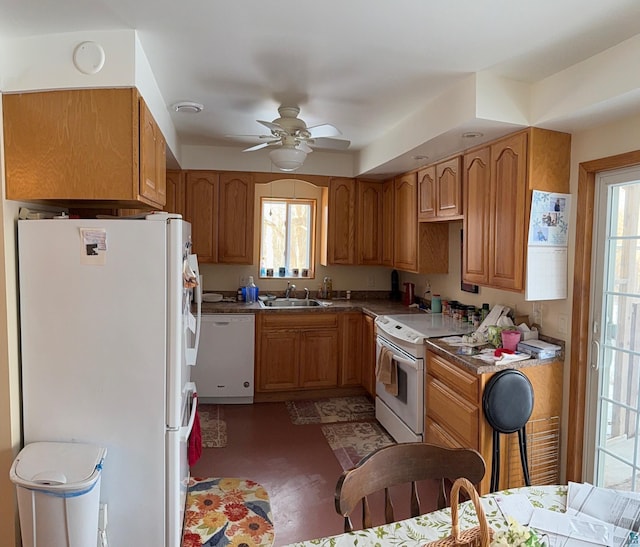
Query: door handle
592 339 600 370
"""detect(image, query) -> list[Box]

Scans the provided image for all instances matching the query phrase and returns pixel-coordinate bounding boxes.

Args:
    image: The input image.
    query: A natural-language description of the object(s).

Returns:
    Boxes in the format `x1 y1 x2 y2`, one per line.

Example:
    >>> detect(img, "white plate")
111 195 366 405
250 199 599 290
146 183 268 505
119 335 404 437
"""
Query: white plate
202 293 223 302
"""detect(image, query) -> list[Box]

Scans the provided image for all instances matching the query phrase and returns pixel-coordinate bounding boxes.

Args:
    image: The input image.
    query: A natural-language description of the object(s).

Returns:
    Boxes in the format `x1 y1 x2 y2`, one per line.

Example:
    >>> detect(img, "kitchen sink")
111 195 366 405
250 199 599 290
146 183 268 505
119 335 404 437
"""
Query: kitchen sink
259 298 323 308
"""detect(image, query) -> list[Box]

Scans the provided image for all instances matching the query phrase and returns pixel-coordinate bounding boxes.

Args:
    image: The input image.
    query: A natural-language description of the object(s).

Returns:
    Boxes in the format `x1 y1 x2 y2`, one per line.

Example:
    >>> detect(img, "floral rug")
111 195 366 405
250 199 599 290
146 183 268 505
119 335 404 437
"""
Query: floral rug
321 421 395 471
199 405 227 448
285 395 375 425
182 477 274 547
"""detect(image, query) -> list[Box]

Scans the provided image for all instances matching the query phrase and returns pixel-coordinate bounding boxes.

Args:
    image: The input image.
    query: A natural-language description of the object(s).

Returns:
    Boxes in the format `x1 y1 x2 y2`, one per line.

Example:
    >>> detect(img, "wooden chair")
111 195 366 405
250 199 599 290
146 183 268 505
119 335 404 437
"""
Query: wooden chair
335 442 486 532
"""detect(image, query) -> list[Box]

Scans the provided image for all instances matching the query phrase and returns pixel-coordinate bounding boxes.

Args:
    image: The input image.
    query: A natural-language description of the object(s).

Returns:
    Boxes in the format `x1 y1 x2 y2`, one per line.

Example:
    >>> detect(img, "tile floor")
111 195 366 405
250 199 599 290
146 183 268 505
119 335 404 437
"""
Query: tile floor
190 401 440 546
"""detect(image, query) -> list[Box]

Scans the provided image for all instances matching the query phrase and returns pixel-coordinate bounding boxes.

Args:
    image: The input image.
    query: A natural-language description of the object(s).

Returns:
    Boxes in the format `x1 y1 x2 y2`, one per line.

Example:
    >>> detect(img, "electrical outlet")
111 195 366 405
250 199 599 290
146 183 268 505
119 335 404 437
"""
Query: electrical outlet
367 275 376 288
238 275 246 287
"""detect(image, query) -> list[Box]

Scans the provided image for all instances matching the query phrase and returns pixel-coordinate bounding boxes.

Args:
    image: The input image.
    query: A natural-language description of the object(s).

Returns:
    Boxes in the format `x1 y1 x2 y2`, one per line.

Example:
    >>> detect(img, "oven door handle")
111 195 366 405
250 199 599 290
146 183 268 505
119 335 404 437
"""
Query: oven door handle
376 340 418 368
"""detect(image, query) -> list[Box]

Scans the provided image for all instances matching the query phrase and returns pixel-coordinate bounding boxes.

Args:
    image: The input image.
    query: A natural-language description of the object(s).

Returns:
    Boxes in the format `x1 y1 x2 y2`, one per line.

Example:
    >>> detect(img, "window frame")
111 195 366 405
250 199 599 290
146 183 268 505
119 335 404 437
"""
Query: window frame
259 196 317 280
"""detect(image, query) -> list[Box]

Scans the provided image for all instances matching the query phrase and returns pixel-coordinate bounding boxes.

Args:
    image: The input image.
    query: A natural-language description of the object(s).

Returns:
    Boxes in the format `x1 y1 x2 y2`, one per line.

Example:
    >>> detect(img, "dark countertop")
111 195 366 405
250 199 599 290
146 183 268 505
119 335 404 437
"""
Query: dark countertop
198 296 564 375
424 336 564 375
199 298 422 317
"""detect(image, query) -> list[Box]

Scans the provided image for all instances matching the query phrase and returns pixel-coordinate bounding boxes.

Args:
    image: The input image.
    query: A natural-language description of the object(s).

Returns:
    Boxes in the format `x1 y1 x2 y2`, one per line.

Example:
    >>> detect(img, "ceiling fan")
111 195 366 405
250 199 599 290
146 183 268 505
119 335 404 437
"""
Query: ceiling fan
235 106 351 171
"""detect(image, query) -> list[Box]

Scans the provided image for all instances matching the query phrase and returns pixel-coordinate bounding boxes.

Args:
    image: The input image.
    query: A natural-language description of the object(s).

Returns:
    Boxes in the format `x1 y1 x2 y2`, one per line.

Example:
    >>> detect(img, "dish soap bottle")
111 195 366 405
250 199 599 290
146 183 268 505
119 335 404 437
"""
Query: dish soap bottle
245 276 258 304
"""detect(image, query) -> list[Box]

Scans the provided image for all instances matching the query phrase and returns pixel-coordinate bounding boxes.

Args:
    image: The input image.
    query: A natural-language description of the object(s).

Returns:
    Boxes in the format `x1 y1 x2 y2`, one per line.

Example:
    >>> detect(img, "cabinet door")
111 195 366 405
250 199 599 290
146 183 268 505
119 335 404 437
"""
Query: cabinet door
139 100 165 206
393 173 418 272
339 312 363 386
327 178 357 264
3 88 138 202
300 330 339 388
417 165 436 221
463 147 490 285
381 179 395 267
258 330 299 391
490 132 527 291
164 170 185 216
436 156 462 219
185 171 218 263
218 172 254 264
362 314 376 398
357 181 383 265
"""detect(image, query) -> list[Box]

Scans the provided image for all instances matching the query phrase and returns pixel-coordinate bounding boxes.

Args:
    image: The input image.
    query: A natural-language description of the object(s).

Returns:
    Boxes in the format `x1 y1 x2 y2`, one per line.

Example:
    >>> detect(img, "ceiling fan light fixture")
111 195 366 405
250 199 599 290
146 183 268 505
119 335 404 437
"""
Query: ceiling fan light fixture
269 147 307 171
171 101 204 113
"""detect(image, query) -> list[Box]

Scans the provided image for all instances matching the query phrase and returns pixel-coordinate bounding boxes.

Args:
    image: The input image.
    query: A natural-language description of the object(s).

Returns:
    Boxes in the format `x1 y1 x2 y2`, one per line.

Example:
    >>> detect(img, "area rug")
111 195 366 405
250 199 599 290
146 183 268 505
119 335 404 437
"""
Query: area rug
199 405 227 448
285 395 375 425
321 421 396 471
182 477 275 547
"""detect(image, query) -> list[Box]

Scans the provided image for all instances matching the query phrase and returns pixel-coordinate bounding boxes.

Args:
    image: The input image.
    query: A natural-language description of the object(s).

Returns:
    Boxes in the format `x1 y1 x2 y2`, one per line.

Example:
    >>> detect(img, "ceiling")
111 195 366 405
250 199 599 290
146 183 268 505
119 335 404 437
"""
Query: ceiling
1 0 639 177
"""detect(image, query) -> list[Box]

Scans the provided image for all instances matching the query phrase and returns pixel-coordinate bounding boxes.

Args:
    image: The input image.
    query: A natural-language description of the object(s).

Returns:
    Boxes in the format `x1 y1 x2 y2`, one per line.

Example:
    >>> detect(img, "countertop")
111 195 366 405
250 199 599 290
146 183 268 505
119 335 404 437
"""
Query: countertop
198 296 564 375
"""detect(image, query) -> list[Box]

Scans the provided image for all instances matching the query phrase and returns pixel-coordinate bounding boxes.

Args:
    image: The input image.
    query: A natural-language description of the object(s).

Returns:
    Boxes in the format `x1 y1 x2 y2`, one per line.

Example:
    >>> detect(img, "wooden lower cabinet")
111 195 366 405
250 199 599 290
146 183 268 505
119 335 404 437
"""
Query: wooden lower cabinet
339 312 363 386
425 350 562 495
256 313 339 392
361 314 376 397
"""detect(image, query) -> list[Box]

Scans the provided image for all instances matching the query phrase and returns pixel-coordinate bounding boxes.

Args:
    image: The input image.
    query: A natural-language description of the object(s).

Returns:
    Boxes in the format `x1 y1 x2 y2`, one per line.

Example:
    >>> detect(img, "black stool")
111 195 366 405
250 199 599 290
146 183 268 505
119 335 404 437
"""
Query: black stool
482 369 534 492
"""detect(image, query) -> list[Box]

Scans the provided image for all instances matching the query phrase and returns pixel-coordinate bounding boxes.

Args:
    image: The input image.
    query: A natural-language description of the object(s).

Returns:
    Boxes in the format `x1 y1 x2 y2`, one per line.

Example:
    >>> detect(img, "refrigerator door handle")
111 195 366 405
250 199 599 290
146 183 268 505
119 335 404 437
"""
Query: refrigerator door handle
181 382 198 442
185 254 202 366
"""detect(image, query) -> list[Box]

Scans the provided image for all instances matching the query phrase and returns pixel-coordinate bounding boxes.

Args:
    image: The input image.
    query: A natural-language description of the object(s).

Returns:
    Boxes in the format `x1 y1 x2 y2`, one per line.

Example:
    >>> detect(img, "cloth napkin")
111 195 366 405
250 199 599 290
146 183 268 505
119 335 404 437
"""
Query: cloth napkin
376 346 398 396
188 406 202 466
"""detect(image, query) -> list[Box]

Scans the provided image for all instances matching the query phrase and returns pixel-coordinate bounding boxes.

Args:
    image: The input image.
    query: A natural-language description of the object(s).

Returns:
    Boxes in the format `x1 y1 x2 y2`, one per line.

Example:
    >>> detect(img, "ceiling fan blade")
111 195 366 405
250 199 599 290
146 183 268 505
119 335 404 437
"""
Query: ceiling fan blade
307 123 341 138
298 141 313 154
243 141 276 152
225 134 274 139
310 137 351 150
257 120 285 133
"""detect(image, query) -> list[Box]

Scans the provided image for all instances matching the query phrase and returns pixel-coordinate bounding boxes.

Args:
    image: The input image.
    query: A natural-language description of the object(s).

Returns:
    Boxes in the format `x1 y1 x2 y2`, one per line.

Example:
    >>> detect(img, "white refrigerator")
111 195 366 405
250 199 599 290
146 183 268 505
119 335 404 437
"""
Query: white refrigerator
18 214 201 547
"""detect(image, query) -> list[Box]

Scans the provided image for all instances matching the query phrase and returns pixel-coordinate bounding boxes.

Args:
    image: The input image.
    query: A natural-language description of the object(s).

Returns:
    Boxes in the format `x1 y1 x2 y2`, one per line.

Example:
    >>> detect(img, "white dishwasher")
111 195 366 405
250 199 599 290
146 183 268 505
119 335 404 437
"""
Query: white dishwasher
192 314 255 404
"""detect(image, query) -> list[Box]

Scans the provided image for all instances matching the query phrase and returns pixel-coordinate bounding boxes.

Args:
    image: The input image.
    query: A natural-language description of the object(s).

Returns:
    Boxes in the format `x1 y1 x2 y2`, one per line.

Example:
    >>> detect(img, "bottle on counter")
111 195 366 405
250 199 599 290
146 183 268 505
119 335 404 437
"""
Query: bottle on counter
323 276 333 299
431 294 442 313
245 276 258 304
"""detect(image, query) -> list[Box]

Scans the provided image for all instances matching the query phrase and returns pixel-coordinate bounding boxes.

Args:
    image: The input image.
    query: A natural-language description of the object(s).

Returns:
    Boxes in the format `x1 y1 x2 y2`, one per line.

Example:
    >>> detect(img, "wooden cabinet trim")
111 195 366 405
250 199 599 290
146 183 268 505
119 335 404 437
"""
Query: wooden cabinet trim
428 352 479 403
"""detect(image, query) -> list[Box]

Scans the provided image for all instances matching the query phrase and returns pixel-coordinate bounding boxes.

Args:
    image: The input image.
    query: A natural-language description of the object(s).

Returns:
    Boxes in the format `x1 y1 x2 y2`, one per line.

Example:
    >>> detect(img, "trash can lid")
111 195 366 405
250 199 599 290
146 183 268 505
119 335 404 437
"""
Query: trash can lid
10 441 107 492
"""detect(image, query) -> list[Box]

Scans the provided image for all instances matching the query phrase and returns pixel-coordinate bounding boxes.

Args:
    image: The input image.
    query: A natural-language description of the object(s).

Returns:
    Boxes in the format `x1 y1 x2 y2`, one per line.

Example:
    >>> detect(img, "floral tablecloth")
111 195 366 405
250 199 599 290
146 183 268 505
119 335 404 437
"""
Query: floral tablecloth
283 485 568 546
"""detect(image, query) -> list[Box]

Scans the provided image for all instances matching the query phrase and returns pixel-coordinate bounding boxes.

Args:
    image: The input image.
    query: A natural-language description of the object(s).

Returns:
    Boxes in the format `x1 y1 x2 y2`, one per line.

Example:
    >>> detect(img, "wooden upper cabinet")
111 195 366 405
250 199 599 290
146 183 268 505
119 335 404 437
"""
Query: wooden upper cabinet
164 170 185 217
326 177 356 265
463 147 490 286
462 128 570 292
490 132 528 291
357 180 383 265
418 165 437 220
418 157 462 222
381 178 395 267
3 88 166 208
436 156 462 219
393 173 418 271
185 171 218 263
393 172 449 274
218 172 254 264
140 100 166 206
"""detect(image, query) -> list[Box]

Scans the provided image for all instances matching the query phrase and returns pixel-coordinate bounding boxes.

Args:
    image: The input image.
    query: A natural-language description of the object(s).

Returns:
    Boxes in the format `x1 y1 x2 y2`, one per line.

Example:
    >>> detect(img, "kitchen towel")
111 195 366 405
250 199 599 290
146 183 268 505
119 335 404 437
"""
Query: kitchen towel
188 407 202 466
376 346 398 396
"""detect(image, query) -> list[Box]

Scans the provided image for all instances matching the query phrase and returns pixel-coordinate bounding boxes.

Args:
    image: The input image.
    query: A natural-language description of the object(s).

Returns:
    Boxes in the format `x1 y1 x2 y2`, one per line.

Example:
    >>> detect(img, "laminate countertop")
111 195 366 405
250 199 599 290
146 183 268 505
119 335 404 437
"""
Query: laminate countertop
198 296 564 375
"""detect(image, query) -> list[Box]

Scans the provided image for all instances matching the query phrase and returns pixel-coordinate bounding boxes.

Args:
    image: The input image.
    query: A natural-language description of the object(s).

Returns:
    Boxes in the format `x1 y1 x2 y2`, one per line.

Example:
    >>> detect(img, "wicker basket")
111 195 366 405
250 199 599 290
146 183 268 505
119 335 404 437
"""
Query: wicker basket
424 477 494 547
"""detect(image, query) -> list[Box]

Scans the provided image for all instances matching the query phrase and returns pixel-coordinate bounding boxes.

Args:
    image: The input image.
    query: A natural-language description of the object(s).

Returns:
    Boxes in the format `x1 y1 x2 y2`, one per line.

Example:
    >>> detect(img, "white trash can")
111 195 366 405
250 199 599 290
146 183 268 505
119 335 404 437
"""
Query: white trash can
10 441 107 547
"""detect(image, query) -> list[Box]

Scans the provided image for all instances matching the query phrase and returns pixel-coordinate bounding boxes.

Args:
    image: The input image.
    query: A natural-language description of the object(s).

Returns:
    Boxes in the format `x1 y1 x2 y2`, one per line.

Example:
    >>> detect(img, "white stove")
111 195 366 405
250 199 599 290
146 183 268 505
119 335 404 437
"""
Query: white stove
373 313 474 443
375 313 474 351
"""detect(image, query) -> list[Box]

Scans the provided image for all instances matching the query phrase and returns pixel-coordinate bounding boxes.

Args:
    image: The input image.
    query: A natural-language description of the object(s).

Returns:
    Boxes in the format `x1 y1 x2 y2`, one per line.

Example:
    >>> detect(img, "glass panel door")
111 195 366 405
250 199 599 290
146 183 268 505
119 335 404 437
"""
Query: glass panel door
589 166 640 490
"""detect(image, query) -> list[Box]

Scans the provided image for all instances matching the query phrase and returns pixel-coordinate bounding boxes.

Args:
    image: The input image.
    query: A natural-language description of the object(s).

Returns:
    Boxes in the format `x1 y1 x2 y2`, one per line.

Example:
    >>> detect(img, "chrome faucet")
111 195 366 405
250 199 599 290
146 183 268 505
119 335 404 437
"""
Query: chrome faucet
285 282 296 299
304 287 310 300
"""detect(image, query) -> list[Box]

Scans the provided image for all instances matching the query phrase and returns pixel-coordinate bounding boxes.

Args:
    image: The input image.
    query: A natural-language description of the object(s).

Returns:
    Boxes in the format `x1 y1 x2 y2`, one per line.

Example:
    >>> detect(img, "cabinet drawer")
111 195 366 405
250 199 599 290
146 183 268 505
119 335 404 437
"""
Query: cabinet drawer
428 352 478 402
261 312 338 330
427 376 479 449
425 417 463 449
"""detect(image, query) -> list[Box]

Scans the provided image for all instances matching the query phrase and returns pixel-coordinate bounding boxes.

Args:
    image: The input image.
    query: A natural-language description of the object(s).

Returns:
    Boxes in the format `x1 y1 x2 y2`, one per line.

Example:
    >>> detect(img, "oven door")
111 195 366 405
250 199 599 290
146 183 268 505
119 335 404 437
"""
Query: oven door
375 336 424 442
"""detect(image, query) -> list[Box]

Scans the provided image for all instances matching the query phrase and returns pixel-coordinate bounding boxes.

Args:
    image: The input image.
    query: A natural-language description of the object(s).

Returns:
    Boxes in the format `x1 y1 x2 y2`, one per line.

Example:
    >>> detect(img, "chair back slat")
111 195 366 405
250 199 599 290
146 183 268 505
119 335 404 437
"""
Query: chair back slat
335 442 486 532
